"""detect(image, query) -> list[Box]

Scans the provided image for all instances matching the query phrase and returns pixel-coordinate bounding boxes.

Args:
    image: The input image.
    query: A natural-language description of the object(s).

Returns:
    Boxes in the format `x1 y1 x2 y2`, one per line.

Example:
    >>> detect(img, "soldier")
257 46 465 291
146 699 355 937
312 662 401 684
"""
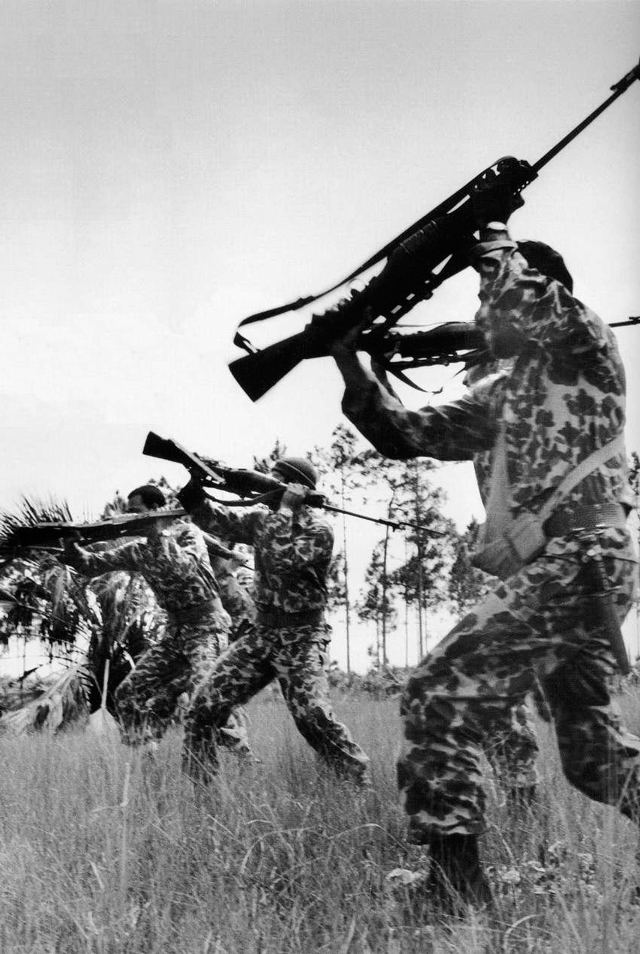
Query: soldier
178 458 371 785
329 180 638 911
374 355 542 810
62 484 251 755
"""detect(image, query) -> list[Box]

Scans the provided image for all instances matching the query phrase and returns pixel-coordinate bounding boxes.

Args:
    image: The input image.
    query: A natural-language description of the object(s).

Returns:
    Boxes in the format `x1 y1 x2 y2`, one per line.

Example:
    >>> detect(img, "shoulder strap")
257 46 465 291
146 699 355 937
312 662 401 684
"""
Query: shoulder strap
537 433 625 522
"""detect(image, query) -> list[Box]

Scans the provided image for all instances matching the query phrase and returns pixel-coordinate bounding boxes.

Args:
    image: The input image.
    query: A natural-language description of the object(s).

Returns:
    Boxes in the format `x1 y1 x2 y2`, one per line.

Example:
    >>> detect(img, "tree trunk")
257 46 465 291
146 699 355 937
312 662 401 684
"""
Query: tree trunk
413 468 425 660
381 522 390 666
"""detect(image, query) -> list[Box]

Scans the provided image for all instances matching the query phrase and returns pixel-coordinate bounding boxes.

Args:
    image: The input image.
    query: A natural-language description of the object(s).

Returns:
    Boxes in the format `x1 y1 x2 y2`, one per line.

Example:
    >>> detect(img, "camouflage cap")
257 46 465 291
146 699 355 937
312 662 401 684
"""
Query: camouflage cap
517 240 574 293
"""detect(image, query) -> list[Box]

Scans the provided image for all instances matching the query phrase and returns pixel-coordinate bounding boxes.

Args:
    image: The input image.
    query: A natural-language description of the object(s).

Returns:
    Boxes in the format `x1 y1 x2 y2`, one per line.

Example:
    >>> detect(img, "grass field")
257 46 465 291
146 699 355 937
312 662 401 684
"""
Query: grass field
1 690 640 954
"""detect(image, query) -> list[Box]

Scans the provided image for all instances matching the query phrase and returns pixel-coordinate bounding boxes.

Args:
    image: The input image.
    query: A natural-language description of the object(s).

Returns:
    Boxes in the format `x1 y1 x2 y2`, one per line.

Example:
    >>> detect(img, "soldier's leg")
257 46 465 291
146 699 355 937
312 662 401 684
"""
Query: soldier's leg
274 625 370 784
484 702 540 807
181 614 254 757
541 650 640 821
398 532 637 909
398 592 539 844
399 531 637 841
182 629 274 780
398 591 552 912
538 529 640 820
218 621 257 756
115 630 189 743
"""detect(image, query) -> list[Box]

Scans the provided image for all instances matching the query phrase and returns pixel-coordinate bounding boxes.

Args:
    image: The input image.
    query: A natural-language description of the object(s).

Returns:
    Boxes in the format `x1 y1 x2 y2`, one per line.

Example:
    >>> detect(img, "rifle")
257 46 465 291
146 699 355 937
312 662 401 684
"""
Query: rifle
354 315 640 392
0 506 244 567
229 58 640 402
142 431 444 535
0 509 187 556
141 431 312 503
579 531 630 675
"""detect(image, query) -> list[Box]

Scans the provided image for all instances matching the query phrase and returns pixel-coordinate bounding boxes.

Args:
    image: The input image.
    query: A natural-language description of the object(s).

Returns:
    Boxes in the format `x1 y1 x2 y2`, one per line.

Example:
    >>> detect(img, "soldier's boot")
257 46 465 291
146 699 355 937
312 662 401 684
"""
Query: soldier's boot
425 833 495 915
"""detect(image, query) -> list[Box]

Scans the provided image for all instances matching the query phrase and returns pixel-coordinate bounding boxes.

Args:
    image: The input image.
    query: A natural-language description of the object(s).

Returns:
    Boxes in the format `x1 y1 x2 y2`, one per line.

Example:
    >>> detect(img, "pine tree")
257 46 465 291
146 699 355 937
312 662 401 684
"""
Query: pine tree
253 440 289 474
311 425 377 672
448 518 491 614
356 540 399 665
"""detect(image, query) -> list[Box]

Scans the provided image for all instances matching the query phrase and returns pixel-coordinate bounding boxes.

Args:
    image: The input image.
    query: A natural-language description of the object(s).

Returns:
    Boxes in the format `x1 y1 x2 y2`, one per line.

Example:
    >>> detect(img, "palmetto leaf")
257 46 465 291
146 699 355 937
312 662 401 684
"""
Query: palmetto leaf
0 495 163 724
0 662 93 735
0 497 74 554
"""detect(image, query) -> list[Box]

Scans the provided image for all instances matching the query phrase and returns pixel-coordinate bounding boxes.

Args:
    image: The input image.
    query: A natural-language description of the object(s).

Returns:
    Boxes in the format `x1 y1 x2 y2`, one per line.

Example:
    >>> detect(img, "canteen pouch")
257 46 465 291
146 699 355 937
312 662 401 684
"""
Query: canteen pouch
471 512 547 581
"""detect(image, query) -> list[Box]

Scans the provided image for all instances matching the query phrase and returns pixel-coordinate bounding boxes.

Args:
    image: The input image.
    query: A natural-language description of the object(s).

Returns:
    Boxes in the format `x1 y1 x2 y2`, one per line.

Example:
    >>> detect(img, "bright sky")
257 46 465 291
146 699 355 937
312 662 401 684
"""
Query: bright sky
1 1 639 671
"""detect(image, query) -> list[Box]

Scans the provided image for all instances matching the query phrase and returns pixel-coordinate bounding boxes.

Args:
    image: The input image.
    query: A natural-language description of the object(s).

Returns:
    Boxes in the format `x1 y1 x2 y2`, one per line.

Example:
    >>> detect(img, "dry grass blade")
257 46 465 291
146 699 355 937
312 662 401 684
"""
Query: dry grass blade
338 916 357 954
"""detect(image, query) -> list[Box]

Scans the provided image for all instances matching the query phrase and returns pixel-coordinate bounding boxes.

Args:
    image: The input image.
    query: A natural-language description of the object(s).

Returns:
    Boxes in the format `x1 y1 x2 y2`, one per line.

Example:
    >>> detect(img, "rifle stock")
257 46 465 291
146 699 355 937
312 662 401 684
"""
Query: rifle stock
142 432 226 486
229 331 310 403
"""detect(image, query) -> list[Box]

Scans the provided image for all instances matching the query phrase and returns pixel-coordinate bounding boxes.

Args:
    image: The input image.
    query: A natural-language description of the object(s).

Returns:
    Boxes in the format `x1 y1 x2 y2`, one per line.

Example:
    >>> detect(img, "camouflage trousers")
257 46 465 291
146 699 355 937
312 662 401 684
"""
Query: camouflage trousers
115 608 251 754
183 622 371 783
484 701 540 795
399 528 639 839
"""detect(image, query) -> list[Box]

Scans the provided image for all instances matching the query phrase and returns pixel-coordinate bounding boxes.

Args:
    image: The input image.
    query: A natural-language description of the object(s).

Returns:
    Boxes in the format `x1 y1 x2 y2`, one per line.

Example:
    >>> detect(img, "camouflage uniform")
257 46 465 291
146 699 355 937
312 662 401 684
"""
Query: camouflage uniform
180 496 371 782
69 523 250 752
342 245 638 838
211 555 256 644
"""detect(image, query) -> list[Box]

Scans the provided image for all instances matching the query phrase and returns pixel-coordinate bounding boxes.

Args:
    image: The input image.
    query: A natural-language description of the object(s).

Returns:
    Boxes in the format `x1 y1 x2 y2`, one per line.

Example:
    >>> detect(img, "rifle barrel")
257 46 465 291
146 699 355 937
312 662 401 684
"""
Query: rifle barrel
532 59 640 174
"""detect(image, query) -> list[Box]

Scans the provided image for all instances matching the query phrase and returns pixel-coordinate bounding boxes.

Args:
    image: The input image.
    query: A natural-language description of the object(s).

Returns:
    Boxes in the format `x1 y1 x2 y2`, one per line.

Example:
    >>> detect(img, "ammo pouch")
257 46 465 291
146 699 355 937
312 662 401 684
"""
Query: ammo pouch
471 434 624 581
471 512 547 580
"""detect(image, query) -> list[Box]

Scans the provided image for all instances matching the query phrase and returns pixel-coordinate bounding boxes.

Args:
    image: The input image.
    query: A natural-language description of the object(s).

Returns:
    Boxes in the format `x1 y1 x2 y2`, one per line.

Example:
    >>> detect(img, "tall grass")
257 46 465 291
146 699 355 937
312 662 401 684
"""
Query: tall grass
1 691 640 953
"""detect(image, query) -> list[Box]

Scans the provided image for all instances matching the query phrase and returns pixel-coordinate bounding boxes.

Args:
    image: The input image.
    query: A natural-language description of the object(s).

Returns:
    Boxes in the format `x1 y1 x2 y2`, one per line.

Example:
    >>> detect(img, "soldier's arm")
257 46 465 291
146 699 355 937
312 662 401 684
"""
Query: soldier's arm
63 539 143 577
330 315 496 461
177 480 261 545
338 359 495 461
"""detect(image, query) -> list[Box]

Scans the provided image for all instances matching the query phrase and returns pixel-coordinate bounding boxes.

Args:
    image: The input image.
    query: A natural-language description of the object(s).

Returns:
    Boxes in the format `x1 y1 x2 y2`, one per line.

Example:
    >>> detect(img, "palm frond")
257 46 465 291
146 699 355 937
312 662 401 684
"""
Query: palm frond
0 496 74 553
0 495 163 712
91 570 160 644
0 662 92 735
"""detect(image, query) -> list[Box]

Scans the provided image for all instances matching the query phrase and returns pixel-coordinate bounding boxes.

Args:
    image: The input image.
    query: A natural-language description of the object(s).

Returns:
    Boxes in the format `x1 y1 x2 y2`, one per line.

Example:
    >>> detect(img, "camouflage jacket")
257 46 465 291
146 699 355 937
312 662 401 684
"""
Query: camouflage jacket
342 246 631 517
69 522 221 619
187 501 334 616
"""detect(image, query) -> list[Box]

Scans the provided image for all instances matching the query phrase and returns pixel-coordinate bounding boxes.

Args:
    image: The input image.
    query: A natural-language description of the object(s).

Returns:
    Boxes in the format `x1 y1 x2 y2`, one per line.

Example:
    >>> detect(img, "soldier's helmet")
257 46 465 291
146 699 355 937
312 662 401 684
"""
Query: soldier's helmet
273 458 318 489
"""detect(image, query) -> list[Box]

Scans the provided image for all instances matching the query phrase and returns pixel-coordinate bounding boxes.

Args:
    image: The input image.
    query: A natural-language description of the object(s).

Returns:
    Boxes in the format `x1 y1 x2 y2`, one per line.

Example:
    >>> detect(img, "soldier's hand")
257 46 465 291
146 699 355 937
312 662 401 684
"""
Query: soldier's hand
328 309 374 359
60 531 82 565
279 483 308 512
471 168 525 230
177 475 207 511
229 550 249 569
